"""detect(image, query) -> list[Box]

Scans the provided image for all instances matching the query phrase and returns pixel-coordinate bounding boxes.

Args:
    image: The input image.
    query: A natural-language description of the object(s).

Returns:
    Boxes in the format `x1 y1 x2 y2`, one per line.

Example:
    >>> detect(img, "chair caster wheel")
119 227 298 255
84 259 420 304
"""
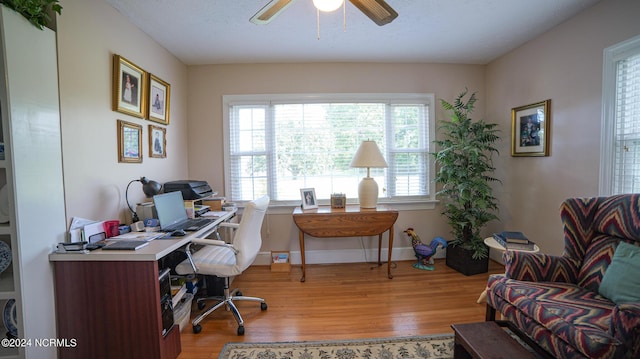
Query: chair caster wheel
261 302 267 310
237 325 245 335
236 291 243 296
197 301 206 310
193 324 202 334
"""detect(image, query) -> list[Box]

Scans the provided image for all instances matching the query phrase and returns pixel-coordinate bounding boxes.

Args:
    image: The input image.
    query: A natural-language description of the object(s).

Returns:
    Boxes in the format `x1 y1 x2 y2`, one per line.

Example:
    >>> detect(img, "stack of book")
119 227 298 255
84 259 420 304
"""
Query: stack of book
493 231 536 251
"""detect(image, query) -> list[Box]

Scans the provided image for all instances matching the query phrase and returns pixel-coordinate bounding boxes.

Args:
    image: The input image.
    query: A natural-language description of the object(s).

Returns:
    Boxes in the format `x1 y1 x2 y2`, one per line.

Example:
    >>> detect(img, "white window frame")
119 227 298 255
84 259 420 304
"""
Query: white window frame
600 34 640 195
222 93 437 209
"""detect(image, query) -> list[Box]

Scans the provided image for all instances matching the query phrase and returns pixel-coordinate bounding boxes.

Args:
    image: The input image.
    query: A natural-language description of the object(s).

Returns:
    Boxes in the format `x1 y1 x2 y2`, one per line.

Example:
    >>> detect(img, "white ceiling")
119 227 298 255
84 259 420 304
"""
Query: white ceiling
104 0 600 66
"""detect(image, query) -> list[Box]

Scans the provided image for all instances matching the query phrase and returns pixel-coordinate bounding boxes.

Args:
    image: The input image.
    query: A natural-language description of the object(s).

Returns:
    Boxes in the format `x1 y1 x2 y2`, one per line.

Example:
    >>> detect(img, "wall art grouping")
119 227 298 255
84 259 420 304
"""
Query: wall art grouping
113 54 170 163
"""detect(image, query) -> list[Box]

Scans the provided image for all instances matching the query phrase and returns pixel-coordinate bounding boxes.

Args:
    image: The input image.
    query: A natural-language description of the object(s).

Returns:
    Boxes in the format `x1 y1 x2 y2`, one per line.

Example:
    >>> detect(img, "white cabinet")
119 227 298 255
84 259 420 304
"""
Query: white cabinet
0 5 66 359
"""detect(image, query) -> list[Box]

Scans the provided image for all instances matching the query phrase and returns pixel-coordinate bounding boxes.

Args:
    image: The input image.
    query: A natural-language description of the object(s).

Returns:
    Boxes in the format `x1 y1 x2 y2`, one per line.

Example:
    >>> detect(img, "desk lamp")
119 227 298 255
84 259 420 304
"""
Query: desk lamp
350 140 387 208
126 176 162 222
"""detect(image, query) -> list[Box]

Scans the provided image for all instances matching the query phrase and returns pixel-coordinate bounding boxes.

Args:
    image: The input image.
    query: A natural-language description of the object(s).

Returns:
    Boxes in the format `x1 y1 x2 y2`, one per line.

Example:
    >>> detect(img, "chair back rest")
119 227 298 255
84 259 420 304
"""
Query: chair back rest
562 194 640 291
232 195 270 271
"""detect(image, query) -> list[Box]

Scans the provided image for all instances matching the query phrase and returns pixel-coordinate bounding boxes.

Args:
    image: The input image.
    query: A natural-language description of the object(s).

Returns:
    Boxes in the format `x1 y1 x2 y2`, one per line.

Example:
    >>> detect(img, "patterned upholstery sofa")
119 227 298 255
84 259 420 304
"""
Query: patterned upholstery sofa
486 194 640 359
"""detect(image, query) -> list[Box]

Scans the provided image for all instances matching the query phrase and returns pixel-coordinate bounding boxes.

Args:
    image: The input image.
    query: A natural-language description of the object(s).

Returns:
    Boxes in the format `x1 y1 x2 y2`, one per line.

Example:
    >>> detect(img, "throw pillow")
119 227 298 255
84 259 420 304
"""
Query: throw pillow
599 241 640 304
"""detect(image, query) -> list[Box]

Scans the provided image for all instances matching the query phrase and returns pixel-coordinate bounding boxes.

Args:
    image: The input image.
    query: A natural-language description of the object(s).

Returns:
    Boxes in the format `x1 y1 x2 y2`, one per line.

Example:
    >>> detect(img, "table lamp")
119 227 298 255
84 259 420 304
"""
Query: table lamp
126 176 162 222
350 140 387 208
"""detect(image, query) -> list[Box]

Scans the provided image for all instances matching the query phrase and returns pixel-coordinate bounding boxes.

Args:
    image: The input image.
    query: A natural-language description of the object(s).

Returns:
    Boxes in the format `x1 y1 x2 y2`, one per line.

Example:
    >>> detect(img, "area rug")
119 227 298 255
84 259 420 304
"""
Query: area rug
218 334 455 359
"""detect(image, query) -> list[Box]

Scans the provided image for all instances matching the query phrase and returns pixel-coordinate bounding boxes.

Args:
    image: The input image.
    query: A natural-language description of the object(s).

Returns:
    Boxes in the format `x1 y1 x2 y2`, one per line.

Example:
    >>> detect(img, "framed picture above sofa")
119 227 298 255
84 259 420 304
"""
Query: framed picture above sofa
511 99 551 157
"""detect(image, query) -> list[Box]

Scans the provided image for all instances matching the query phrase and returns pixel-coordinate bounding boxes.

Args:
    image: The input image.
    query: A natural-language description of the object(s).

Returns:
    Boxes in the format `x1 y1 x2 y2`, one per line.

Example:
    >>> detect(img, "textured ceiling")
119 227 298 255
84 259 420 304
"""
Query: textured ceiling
104 0 600 66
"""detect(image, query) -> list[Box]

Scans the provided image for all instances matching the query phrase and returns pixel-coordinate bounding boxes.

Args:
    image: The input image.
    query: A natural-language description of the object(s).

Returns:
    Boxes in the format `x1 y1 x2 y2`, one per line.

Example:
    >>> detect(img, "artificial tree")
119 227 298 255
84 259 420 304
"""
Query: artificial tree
433 89 500 275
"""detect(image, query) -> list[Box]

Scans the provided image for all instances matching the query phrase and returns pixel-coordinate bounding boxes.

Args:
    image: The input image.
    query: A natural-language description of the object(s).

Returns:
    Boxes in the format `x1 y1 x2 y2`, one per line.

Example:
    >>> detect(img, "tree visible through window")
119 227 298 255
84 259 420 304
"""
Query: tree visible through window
224 94 435 204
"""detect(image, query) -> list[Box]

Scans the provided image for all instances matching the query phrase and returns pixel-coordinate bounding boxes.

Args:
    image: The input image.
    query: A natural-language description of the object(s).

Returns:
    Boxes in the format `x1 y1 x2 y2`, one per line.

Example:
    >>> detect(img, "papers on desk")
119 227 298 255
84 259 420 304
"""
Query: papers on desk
68 217 98 242
110 231 165 241
200 211 229 218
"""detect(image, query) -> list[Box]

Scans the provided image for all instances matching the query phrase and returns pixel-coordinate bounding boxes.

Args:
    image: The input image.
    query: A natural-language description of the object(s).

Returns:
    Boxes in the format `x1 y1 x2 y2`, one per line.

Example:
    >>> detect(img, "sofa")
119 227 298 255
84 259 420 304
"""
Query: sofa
486 194 640 359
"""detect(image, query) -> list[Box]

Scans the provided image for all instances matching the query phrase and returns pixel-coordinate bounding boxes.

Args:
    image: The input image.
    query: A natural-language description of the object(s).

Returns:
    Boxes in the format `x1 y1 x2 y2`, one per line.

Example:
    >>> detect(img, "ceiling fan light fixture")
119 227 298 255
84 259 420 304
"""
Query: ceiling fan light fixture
313 0 345 12
250 0 297 24
348 0 398 26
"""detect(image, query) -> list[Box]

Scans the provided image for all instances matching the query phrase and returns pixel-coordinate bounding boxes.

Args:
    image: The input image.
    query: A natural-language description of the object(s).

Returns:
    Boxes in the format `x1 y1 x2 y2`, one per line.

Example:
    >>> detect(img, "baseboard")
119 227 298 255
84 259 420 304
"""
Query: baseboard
254 246 446 266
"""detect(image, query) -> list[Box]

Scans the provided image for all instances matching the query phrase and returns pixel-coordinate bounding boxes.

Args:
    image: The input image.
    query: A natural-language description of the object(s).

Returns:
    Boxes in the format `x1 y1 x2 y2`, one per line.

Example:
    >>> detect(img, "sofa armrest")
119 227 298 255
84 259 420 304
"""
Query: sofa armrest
503 250 580 283
611 303 640 358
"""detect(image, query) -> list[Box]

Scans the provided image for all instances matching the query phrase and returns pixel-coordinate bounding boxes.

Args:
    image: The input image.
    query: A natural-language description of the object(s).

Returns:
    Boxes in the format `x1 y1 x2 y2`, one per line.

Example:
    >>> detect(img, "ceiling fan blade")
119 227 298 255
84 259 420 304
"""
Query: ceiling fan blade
250 0 298 25
348 0 398 26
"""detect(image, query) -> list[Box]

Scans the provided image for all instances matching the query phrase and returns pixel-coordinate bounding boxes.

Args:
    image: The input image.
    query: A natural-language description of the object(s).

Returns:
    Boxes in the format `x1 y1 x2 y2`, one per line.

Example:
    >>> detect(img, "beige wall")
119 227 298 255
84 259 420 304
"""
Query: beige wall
57 0 188 224
53 0 640 264
485 0 640 259
187 63 485 262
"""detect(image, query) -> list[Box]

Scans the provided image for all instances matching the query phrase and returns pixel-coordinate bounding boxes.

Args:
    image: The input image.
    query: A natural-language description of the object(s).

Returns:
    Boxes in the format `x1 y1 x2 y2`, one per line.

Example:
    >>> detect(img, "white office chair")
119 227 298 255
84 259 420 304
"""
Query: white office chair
175 196 269 335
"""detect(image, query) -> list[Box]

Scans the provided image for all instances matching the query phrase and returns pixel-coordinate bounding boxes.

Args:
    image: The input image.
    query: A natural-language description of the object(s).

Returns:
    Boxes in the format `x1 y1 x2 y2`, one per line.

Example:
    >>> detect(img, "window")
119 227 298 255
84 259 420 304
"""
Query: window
223 93 435 205
601 35 640 195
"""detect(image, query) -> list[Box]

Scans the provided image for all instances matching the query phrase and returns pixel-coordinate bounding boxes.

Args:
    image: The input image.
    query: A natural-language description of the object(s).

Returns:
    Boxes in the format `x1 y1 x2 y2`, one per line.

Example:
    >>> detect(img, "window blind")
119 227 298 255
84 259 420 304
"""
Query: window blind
613 52 640 194
225 94 434 203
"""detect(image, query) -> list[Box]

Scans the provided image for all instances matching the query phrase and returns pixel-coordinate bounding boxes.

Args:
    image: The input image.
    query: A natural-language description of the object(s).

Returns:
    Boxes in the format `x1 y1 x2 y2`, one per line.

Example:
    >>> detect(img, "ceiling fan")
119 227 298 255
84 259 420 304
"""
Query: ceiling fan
250 0 398 26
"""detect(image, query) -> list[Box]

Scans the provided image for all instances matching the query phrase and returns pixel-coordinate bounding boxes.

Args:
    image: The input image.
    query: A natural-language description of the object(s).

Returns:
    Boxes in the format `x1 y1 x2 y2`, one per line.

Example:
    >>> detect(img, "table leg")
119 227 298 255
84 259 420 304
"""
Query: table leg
387 225 394 279
377 234 382 266
298 230 306 282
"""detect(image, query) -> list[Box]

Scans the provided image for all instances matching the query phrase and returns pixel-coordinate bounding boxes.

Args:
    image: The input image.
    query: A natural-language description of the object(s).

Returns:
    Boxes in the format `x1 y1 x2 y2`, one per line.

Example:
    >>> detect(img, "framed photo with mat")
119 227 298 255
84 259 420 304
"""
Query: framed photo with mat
511 99 551 157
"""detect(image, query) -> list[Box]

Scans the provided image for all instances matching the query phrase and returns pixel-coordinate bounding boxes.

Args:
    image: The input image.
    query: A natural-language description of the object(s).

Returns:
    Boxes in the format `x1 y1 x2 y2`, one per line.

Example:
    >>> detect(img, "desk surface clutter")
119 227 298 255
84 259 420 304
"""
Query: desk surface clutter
49 209 236 262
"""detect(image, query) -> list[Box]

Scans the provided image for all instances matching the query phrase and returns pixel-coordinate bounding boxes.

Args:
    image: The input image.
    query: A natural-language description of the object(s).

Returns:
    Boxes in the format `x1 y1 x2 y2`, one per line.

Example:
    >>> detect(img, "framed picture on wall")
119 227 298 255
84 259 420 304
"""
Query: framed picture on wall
149 124 166 158
113 55 147 118
300 188 318 210
511 99 551 157
148 74 171 125
117 120 142 163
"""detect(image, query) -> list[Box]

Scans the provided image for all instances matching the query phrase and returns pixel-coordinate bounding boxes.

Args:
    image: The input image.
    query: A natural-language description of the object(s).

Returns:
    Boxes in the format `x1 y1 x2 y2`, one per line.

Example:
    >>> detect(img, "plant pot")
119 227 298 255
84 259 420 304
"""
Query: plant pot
445 244 489 276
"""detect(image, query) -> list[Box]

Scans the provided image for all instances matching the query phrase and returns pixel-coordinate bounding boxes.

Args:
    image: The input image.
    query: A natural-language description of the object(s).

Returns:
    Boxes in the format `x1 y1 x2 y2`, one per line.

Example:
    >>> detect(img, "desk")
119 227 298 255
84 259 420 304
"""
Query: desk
49 210 235 359
293 205 398 282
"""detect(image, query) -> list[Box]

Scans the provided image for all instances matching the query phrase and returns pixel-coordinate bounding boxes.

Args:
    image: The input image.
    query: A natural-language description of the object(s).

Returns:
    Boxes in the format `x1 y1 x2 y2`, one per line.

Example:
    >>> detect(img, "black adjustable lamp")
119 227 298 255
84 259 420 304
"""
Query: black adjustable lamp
126 176 162 223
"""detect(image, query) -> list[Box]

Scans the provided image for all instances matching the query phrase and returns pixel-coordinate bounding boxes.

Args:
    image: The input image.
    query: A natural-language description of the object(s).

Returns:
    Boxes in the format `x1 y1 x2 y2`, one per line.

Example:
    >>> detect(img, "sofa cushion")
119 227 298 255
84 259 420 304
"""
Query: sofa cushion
488 275 623 357
593 195 640 239
576 234 617 292
599 241 640 304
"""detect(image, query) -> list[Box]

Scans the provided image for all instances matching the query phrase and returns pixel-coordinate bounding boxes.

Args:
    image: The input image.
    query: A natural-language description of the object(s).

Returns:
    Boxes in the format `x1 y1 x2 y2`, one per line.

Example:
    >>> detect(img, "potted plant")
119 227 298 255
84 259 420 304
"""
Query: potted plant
1 0 62 30
432 89 500 276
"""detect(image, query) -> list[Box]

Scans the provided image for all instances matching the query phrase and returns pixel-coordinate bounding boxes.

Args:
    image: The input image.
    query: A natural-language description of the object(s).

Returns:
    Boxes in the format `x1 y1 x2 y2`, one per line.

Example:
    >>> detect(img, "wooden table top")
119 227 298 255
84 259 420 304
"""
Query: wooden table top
293 205 398 238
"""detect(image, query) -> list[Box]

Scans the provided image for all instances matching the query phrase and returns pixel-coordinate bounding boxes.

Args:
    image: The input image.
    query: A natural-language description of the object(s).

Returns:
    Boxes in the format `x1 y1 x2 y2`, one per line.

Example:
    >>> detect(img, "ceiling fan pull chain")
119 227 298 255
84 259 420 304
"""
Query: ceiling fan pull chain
343 0 346 32
317 8 321 39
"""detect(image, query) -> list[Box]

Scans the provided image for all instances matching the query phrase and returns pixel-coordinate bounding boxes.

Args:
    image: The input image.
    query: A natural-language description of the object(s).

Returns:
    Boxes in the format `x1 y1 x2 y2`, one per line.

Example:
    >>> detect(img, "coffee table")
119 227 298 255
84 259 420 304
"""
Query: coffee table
451 321 551 359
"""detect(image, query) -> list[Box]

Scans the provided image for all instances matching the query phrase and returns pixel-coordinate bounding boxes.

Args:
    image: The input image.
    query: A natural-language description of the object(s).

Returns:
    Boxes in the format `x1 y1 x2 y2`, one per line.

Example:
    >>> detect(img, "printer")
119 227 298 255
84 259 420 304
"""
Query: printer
163 180 215 200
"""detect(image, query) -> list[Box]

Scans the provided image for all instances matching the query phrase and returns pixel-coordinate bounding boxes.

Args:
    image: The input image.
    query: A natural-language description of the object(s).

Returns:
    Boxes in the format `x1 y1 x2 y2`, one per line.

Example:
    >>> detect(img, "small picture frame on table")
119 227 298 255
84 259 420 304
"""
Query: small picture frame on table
330 193 346 208
511 99 551 157
117 120 142 163
300 188 318 210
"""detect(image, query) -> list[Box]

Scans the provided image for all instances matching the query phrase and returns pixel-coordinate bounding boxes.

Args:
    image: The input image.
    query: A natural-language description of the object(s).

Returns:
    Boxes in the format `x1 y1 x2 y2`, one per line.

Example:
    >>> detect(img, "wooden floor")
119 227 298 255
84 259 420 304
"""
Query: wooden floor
177 259 504 359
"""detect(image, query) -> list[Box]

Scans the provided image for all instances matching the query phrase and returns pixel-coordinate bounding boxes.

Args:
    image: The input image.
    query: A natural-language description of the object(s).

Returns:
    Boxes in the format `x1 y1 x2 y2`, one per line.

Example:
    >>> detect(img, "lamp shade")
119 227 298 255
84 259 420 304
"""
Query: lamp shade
140 177 162 197
350 140 388 168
